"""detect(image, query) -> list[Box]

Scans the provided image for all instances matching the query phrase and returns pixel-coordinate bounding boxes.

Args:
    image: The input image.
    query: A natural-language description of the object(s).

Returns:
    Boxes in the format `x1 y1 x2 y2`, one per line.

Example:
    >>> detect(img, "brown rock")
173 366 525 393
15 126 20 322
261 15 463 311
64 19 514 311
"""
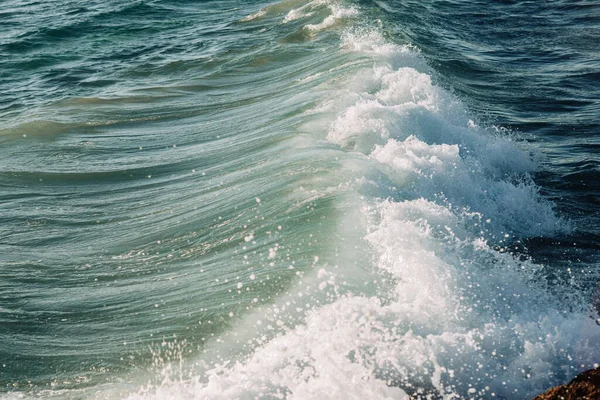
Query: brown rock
533 367 600 400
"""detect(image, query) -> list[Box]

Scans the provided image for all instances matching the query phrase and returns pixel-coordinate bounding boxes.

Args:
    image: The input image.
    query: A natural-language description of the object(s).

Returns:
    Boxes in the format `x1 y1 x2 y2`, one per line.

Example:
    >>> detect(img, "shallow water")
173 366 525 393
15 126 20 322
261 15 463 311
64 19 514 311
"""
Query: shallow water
1 0 599 399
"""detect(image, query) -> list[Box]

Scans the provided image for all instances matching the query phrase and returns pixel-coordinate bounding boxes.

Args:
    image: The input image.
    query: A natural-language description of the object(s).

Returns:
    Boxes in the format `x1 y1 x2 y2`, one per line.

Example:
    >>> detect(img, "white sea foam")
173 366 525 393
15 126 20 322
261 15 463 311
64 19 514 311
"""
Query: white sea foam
242 0 357 30
125 12 598 400
240 10 266 22
282 2 317 24
283 8 314 23
328 30 564 239
305 5 358 32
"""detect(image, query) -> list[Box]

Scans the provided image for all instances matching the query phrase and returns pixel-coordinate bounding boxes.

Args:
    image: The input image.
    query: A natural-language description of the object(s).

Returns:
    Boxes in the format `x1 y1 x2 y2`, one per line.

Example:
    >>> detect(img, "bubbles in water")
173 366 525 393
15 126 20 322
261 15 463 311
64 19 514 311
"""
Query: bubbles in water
118 5 598 400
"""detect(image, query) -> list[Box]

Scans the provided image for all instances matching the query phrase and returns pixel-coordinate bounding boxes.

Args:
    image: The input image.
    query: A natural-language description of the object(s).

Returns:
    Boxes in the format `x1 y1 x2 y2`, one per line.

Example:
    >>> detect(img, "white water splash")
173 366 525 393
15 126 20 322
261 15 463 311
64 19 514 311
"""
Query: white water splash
124 10 598 400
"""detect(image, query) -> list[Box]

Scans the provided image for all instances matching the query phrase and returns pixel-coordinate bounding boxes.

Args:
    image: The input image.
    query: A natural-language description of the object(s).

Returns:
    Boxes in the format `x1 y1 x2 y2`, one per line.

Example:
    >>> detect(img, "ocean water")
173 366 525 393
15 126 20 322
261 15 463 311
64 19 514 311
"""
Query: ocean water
1 0 599 399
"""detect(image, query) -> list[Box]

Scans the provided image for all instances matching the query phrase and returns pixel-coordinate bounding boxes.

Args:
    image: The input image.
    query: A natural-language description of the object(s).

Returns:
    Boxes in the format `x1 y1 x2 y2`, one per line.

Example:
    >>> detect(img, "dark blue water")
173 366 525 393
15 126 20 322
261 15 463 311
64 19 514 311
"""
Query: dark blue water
1 0 599 399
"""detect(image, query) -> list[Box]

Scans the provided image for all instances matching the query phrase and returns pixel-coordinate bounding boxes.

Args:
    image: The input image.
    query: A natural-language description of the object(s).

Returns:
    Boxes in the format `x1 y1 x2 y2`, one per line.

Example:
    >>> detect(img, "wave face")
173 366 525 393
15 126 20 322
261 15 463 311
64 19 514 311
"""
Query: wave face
1 0 599 399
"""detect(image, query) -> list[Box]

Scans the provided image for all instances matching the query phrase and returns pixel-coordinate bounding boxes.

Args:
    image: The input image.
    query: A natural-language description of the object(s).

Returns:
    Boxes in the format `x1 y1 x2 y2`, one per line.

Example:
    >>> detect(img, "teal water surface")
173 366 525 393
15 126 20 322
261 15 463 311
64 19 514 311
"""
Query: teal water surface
2 0 599 399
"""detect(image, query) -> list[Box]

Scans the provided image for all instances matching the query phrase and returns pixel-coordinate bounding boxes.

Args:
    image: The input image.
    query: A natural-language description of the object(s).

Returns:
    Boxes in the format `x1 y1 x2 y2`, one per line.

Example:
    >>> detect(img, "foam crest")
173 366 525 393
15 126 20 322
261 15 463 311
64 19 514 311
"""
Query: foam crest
370 136 561 238
283 8 314 23
128 296 412 400
360 197 600 398
130 202 600 398
240 10 266 22
305 5 358 32
282 1 320 23
327 30 564 239
128 14 596 400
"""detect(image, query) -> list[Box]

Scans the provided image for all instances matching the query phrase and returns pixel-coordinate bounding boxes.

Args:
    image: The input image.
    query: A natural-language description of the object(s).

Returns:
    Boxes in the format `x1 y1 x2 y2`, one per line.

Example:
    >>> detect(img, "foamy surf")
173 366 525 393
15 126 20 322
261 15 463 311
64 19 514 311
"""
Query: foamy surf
3 0 598 399
241 0 358 33
122 12 599 400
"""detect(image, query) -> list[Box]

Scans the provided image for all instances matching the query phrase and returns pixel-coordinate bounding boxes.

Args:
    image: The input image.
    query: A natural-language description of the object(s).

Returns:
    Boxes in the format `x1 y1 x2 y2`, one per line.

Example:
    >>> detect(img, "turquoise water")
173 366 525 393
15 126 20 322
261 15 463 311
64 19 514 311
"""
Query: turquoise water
1 0 599 399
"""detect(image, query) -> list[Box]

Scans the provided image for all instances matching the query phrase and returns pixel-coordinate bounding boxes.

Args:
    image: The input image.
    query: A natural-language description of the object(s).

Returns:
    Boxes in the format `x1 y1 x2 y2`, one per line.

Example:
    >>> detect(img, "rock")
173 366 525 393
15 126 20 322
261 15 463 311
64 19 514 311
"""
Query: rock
533 367 600 400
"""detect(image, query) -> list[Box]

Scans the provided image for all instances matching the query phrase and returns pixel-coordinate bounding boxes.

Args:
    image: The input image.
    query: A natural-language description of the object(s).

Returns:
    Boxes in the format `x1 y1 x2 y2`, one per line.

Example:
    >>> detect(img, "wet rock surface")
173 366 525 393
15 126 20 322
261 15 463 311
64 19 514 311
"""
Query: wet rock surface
534 367 600 400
